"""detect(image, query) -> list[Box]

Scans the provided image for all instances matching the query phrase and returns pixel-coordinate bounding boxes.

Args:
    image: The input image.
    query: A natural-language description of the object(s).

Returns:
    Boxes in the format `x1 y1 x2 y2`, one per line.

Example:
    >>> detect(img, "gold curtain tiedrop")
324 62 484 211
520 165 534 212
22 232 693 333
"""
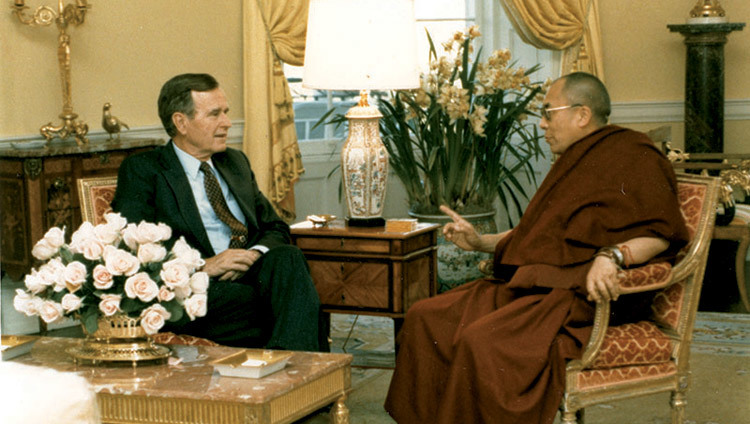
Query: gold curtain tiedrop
243 0 308 222
498 0 604 79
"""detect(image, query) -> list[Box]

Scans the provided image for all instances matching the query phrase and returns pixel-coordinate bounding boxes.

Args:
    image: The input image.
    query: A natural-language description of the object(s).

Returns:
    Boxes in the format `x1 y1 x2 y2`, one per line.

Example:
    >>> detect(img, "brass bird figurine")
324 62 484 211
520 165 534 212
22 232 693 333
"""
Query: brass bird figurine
102 102 129 140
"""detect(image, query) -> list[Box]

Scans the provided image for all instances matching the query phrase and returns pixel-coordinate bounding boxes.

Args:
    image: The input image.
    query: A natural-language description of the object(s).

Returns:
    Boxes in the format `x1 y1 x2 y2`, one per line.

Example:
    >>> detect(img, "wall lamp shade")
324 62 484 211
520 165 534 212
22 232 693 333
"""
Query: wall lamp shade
303 0 420 226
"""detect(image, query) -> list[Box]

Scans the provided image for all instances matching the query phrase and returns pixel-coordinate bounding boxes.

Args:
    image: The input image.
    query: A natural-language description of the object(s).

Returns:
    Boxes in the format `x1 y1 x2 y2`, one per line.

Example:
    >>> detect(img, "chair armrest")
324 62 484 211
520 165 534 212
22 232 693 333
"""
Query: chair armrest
618 262 673 295
570 262 672 371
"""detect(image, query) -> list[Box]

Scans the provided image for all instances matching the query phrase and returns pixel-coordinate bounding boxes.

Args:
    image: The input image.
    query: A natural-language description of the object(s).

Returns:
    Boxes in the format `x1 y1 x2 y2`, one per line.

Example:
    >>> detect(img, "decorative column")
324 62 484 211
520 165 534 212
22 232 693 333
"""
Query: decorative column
668 20 745 153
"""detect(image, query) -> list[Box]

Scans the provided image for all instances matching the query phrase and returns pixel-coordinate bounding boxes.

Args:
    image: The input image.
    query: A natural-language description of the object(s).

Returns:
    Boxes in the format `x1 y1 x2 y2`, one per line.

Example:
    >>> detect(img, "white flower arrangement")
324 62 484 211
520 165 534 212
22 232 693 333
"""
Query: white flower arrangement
14 213 209 335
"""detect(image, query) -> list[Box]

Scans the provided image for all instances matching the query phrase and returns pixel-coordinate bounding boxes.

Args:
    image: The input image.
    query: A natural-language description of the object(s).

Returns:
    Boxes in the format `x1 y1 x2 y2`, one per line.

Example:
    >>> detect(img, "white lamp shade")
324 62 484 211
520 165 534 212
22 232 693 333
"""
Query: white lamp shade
303 0 420 91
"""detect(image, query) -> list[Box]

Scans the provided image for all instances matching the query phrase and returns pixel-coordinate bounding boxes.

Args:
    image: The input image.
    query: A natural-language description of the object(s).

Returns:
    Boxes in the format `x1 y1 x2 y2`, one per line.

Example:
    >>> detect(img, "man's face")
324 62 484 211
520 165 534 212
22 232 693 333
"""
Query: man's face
539 80 582 155
176 88 232 161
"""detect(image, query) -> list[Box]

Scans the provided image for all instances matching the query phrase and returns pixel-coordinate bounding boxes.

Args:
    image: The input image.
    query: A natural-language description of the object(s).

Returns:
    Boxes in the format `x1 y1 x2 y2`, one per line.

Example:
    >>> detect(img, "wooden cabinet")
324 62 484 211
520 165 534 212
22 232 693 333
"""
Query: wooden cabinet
290 220 440 337
0 138 163 280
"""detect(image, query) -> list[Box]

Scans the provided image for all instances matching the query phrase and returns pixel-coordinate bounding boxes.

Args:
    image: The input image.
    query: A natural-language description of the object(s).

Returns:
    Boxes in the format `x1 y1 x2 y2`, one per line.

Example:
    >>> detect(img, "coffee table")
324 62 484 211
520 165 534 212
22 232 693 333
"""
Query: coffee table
11 337 352 424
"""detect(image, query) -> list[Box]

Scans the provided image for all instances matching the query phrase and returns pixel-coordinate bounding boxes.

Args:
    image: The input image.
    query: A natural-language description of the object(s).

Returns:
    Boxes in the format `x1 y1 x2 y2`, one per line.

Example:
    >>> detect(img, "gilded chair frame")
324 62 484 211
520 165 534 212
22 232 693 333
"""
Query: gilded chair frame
77 175 118 225
560 173 720 424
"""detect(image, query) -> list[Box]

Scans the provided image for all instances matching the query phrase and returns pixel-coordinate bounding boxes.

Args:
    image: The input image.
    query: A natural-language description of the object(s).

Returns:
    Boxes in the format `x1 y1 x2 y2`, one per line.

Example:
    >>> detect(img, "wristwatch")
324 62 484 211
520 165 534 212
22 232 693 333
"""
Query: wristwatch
594 246 624 268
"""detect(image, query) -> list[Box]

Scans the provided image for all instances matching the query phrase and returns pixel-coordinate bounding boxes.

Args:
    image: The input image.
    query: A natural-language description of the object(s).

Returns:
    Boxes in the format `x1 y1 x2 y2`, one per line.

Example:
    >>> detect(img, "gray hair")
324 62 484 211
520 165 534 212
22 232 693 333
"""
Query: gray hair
158 73 219 137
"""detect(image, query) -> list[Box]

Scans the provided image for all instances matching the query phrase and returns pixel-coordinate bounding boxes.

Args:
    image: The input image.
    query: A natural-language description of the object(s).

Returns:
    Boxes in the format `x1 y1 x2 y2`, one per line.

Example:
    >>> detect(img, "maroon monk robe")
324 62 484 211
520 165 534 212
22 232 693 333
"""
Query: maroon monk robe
384 125 689 424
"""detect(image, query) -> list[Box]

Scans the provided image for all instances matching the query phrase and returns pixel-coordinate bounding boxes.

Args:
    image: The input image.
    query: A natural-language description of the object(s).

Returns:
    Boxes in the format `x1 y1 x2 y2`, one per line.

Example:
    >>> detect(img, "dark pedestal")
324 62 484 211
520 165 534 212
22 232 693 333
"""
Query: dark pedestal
668 23 744 153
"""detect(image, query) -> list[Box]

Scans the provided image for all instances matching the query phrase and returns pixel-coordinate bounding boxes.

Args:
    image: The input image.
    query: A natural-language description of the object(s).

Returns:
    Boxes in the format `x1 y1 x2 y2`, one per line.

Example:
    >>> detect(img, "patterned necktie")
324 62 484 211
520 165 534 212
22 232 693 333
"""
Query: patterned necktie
199 162 248 248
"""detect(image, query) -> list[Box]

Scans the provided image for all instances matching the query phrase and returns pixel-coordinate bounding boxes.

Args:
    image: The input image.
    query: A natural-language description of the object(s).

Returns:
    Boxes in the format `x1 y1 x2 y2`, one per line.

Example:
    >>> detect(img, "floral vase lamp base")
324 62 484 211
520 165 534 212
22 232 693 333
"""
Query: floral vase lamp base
67 315 170 367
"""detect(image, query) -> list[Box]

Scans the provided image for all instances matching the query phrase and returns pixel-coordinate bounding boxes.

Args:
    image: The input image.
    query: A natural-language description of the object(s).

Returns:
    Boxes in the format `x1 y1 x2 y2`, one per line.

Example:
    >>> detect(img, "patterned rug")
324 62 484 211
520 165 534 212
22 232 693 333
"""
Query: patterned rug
692 311 750 356
329 311 750 368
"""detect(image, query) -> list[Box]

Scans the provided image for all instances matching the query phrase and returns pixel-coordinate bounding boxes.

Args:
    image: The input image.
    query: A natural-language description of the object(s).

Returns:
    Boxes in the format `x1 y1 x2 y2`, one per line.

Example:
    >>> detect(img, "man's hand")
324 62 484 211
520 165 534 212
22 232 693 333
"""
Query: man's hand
202 249 262 281
585 255 622 302
440 205 483 252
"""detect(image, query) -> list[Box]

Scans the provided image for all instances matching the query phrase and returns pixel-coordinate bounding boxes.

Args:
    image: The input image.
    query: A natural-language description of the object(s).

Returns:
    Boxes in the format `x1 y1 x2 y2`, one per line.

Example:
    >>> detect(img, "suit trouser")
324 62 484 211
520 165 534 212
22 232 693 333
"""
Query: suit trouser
164 244 329 352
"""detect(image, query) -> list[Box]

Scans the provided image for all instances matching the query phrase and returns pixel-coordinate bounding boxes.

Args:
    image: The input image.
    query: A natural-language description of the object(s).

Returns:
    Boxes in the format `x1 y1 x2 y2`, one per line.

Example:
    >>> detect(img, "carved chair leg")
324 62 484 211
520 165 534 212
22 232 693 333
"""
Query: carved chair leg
560 408 583 424
671 390 686 424
330 394 349 424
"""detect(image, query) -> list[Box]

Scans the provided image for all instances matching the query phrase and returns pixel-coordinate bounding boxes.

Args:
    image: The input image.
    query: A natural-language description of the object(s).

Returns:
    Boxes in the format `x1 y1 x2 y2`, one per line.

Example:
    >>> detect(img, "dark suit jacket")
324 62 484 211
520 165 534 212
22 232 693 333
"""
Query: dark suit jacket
111 141 290 258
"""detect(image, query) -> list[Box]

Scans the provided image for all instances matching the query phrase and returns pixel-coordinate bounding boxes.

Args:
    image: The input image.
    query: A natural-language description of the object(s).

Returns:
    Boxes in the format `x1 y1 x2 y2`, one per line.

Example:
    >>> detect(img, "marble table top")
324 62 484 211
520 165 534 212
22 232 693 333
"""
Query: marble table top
12 337 352 405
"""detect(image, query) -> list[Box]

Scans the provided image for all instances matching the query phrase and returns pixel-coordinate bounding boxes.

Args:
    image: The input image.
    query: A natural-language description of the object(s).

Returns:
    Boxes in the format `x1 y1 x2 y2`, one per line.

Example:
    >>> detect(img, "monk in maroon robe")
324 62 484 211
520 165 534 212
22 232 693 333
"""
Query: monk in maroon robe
384 72 689 424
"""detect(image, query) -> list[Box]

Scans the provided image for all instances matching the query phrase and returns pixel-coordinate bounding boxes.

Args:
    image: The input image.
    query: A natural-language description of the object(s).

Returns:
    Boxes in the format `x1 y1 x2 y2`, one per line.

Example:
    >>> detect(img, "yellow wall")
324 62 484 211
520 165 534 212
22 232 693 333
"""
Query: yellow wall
1 0 748 151
600 1 750 152
1 1 243 136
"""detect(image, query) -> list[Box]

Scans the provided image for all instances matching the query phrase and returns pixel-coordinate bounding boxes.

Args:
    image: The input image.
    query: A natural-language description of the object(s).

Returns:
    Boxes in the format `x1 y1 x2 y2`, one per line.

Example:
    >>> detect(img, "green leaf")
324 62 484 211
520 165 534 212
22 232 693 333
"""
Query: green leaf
163 301 184 322
82 308 99 334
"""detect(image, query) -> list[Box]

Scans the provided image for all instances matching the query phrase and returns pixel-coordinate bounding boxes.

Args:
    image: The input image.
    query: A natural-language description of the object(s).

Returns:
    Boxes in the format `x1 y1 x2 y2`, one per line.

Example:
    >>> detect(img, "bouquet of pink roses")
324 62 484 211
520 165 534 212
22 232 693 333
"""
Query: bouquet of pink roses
14 213 209 335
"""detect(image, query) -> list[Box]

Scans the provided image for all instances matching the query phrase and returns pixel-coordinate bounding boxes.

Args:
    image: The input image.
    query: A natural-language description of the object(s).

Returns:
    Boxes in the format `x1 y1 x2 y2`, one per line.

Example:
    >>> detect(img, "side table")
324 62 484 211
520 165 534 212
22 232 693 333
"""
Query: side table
290 220 440 339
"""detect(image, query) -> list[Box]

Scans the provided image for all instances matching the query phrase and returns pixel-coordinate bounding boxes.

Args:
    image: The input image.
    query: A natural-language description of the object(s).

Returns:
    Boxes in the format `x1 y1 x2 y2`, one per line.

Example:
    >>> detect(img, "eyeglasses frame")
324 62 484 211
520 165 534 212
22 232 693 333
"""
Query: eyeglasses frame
541 103 583 120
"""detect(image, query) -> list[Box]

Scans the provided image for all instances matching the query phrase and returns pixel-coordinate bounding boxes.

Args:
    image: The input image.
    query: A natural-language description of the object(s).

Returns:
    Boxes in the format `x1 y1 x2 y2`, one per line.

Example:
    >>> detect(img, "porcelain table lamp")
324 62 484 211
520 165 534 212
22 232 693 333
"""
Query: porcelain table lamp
303 0 420 226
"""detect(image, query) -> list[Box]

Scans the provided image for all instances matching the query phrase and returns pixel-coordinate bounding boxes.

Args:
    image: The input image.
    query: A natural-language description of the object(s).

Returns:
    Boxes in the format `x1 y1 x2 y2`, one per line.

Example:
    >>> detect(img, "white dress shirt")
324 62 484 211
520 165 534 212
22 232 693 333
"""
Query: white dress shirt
172 143 267 255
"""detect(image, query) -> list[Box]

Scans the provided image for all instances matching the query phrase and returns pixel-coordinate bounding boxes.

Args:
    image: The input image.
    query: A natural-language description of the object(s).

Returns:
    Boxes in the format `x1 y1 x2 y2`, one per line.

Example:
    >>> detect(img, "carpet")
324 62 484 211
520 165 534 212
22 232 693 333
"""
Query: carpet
300 312 750 423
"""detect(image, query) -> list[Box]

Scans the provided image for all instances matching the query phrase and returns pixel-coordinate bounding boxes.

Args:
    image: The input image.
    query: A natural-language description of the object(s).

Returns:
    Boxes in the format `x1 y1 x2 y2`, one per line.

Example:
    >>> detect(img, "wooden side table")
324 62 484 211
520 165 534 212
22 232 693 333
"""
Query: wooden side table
712 223 750 311
290 220 440 339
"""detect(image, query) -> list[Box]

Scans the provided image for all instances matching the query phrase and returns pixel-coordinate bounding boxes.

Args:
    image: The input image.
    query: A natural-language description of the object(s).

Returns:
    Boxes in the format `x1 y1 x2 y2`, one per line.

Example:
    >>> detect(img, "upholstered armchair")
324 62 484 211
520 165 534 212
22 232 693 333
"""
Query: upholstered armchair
76 176 218 347
559 173 720 423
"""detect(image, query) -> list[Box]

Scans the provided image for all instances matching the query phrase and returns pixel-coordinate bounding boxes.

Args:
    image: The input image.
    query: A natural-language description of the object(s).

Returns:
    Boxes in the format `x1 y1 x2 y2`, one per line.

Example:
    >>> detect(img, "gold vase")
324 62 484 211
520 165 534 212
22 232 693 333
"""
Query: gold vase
67 315 171 366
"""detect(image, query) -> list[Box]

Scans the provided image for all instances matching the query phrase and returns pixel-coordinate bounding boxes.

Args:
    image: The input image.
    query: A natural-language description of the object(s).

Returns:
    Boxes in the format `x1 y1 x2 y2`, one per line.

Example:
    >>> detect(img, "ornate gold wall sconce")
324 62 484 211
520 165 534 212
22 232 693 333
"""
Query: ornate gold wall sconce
11 0 91 145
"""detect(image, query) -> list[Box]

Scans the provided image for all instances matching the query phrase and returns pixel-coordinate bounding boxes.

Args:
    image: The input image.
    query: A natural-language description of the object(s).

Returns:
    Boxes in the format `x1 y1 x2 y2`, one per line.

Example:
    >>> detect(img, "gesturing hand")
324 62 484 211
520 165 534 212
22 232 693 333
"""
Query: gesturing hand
202 249 262 281
440 205 482 252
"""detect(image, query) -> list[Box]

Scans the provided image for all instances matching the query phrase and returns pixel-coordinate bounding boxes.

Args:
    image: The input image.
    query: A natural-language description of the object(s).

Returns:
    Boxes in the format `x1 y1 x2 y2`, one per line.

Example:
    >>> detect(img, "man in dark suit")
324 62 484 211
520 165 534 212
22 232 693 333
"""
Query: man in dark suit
111 73 327 351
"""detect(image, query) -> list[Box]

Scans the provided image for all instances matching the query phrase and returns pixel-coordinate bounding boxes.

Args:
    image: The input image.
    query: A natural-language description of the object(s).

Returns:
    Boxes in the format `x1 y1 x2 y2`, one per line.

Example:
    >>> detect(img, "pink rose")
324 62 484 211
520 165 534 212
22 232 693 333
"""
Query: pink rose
13 289 41 317
158 286 175 302
31 226 65 260
160 260 190 290
189 272 209 294
38 258 66 291
61 293 82 313
94 222 120 245
103 212 128 231
38 300 64 324
24 270 49 295
103 245 140 276
70 222 96 247
63 261 87 293
92 264 114 290
134 222 171 245
173 285 192 300
184 294 207 321
171 237 205 271
121 223 139 250
99 294 122 316
137 243 167 264
124 272 159 302
140 304 171 335
70 223 105 260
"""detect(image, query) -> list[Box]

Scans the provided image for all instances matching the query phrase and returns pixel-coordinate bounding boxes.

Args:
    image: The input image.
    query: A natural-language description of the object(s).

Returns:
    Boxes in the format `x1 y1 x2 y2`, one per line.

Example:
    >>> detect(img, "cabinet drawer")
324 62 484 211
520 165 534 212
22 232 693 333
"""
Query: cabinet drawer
295 236 390 254
308 260 389 309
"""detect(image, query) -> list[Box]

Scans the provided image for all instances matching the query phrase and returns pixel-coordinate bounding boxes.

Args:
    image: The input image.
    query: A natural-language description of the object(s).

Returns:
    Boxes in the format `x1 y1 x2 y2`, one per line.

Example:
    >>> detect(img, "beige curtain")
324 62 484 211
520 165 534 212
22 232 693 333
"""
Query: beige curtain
498 0 604 79
243 0 308 222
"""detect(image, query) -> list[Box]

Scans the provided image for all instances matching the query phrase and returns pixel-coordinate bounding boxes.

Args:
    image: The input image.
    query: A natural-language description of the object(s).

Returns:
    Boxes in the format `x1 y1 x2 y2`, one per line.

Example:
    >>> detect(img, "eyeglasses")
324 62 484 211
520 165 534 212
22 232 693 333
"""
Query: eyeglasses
541 104 582 120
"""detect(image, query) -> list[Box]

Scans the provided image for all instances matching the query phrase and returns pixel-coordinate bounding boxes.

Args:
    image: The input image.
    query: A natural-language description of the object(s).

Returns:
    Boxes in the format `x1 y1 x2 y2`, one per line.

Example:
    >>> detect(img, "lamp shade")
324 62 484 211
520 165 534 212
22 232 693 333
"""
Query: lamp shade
303 0 420 91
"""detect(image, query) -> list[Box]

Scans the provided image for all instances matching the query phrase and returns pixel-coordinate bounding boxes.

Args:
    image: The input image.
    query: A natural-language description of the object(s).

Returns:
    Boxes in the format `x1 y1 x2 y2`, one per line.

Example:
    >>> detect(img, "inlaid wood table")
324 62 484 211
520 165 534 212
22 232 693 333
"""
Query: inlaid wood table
11 337 352 424
291 220 440 340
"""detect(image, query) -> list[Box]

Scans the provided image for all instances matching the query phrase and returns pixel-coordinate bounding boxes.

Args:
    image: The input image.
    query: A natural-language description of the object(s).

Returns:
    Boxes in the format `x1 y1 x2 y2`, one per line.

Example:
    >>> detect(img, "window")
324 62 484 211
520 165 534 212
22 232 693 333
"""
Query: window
287 0 556 150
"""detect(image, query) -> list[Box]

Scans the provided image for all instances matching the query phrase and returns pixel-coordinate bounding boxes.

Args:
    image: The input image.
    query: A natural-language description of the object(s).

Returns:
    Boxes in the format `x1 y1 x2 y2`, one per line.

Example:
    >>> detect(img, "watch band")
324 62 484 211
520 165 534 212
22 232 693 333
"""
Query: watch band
594 246 624 268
